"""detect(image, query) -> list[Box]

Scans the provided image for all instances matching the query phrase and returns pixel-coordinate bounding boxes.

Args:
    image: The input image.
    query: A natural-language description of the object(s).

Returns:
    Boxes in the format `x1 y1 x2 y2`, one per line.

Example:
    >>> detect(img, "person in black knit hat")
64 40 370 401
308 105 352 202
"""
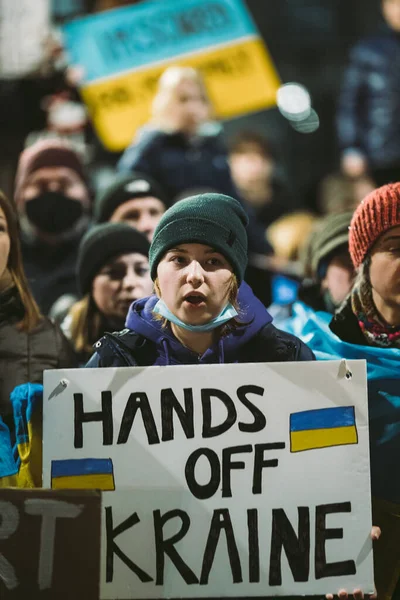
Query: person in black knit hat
87 193 314 368
62 222 153 364
95 172 170 241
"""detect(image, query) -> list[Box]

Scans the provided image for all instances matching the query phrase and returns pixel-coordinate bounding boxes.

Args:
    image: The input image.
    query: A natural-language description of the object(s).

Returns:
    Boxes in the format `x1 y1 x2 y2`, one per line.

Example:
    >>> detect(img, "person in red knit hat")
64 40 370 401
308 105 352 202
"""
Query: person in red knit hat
330 182 400 347
329 182 400 600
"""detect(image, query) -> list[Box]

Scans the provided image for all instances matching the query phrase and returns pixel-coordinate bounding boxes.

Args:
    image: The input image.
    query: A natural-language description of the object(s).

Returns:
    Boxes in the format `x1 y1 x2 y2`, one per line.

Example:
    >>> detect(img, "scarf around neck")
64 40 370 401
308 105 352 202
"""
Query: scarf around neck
351 273 400 348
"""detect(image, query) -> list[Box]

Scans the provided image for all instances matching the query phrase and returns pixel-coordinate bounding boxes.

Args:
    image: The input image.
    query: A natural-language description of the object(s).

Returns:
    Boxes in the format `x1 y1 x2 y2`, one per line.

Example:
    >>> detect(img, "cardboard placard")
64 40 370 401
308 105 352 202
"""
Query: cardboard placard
0 488 101 599
62 0 280 151
43 360 373 598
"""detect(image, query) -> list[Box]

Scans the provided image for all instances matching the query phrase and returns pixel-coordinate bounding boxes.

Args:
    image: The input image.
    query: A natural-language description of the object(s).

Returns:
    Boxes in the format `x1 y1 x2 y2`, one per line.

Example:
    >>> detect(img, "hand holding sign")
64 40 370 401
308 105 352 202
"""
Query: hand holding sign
325 527 381 600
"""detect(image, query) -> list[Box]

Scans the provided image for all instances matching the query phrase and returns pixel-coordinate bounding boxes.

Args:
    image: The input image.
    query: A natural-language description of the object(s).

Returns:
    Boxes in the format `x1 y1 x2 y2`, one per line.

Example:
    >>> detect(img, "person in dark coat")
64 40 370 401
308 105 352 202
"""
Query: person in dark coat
329 183 400 600
0 190 77 432
337 0 400 186
87 193 314 368
14 138 91 315
117 66 271 256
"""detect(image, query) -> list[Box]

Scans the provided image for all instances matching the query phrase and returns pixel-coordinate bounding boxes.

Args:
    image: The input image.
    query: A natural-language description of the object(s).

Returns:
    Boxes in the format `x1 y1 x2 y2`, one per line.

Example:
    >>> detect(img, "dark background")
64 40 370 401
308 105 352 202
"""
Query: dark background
229 0 383 210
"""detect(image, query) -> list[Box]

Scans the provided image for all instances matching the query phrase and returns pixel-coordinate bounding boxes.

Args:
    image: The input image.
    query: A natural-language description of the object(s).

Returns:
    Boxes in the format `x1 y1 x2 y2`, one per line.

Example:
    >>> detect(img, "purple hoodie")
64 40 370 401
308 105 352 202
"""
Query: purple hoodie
124 282 273 366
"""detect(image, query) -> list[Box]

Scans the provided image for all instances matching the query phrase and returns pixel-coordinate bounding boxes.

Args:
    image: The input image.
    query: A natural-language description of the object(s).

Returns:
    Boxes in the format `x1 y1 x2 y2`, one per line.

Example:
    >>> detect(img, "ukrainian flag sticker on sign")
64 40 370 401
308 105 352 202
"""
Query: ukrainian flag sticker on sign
290 406 358 453
51 458 115 490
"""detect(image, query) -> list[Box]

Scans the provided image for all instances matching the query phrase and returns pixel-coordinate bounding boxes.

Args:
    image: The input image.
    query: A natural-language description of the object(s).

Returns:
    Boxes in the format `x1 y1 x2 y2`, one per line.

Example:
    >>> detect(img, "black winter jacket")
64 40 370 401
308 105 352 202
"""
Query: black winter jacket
0 287 78 422
329 297 367 346
337 27 400 168
87 323 315 369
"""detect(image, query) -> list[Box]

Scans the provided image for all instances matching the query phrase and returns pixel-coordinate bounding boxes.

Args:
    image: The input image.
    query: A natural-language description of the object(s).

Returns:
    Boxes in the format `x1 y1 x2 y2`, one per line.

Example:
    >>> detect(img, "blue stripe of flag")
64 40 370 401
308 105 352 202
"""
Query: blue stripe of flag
290 406 355 432
51 458 113 478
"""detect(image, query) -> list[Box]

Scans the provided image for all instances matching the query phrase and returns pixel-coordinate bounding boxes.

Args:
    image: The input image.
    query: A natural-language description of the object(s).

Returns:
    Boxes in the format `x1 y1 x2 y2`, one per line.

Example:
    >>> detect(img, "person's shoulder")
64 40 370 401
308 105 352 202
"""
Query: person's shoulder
253 322 315 362
86 328 155 368
350 30 396 61
329 298 366 346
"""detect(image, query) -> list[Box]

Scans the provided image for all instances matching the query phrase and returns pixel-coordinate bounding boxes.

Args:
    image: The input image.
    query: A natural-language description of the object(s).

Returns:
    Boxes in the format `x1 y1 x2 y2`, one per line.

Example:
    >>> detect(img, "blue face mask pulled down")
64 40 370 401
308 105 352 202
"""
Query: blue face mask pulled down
153 299 238 332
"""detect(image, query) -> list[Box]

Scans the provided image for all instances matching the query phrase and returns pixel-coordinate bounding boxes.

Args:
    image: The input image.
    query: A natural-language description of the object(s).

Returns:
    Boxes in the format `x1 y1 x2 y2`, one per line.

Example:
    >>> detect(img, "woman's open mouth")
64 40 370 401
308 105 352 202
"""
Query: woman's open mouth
183 293 206 307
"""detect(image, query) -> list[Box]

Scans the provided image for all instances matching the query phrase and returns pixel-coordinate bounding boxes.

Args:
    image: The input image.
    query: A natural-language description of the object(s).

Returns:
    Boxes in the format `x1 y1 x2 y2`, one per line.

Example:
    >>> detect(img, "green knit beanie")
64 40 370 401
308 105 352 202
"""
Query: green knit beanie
310 211 353 277
149 193 249 283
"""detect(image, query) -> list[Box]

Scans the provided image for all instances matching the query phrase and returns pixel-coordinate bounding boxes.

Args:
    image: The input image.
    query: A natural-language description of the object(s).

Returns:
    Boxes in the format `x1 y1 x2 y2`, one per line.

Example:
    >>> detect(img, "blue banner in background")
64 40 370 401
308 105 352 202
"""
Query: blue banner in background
63 0 258 83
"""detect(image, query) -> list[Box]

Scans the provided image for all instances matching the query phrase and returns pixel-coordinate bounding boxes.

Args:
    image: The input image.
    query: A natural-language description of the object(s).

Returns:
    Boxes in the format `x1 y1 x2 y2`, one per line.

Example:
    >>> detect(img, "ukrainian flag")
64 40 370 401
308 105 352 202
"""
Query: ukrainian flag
51 458 115 490
290 406 358 453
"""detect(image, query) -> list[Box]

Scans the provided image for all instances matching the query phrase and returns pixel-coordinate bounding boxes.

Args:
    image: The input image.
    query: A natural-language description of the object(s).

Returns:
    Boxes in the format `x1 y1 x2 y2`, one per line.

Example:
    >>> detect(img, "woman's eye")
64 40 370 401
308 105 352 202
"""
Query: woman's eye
136 267 149 277
207 257 222 266
170 255 186 265
105 269 125 280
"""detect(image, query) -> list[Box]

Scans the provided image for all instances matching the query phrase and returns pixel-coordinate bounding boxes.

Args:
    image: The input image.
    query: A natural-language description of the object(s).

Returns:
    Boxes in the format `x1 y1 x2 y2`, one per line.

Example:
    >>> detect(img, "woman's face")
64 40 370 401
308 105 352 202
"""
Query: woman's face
156 243 233 325
0 207 10 279
110 197 165 242
369 225 400 314
170 79 209 133
92 253 153 322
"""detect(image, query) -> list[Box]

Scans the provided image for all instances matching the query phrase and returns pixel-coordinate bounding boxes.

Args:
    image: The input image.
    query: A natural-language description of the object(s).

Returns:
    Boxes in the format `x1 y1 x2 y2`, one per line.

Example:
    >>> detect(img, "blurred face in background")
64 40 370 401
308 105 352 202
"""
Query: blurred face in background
21 166 90 239
92 252 153 323
110 196 165 242
22 167 89 205
321 252 355 306
230 146 275 205
168 78 210 135
0 207 10 279
382 0 400 31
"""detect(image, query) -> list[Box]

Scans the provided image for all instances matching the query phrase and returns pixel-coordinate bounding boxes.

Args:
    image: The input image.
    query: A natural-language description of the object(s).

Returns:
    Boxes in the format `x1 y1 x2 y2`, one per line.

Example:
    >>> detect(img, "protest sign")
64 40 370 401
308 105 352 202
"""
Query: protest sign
0 0 50 78
0 488 101 599
43 360 373 598
62 0 280 151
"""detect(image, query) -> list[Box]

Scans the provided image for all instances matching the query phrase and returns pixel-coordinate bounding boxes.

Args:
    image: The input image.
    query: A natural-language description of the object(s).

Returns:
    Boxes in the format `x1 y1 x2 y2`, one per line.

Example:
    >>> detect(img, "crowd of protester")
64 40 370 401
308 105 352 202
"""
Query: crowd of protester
1 0 400 598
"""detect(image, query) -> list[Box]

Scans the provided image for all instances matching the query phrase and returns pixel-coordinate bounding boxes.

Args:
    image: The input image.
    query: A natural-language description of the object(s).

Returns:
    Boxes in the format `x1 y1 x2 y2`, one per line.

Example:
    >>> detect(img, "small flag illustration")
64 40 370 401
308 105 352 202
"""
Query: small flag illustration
51 458 115 490
290 406 358 453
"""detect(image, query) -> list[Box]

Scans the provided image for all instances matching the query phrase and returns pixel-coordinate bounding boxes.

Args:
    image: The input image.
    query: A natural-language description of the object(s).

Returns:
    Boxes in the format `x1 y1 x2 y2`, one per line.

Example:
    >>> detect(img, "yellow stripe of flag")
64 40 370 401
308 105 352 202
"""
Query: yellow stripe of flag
51 473 115 490
290 425 358 453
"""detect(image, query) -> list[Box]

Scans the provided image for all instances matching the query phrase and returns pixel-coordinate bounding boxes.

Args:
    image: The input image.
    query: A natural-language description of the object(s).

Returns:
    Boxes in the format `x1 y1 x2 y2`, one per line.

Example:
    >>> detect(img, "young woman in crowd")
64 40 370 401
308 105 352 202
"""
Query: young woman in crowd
329 183 400 600
117 66 270 257
87 193 314 368
117 67 232 200
0 191 77 432
62 222 153 364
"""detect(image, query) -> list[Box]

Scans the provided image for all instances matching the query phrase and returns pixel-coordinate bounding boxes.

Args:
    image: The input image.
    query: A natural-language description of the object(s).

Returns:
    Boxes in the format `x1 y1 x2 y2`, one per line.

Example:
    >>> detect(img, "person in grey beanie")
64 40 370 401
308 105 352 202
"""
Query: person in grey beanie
87 193 314 368
62 222 153 364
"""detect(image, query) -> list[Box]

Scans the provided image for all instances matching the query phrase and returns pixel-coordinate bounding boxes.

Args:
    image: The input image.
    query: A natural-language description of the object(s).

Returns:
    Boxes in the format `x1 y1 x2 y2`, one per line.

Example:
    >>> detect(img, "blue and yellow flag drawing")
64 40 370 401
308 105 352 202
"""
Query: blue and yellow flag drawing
279 303 400 503
290 406 358 452
51 458 115 491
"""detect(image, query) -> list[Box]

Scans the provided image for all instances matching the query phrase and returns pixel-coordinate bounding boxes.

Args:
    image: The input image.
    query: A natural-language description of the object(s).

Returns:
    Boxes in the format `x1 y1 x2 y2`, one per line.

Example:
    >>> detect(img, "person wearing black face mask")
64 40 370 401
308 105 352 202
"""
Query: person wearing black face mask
14 139 91 315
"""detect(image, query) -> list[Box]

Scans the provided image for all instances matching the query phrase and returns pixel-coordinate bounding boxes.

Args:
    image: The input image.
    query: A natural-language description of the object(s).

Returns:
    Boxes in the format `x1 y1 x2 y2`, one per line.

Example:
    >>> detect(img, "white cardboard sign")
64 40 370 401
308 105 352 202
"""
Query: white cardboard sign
43 360 373 598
